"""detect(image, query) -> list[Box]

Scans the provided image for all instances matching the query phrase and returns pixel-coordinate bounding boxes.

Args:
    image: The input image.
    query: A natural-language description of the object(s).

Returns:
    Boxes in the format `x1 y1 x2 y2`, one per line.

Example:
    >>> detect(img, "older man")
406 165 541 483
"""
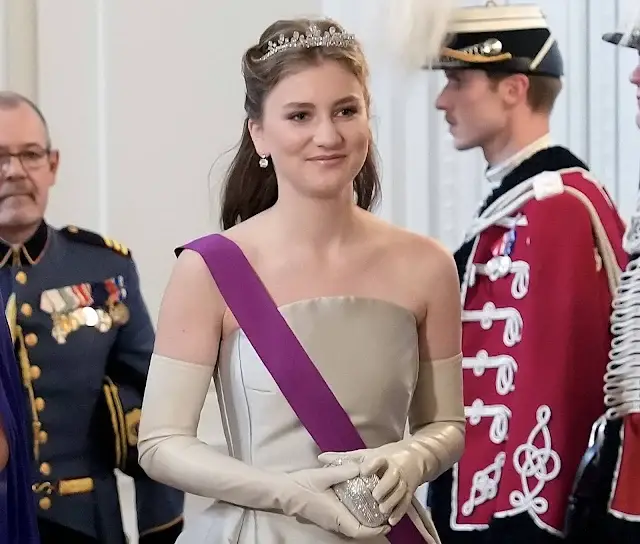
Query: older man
0 90 184 544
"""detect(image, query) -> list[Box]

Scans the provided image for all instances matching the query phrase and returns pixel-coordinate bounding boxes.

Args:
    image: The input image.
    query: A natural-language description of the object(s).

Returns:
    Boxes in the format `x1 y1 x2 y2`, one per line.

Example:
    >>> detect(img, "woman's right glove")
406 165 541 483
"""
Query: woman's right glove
137 354 390 540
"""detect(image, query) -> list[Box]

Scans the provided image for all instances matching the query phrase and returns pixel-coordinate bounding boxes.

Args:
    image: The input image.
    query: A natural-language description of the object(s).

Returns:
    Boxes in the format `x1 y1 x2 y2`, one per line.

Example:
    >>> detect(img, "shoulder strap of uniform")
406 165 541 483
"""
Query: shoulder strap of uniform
59 225 132 258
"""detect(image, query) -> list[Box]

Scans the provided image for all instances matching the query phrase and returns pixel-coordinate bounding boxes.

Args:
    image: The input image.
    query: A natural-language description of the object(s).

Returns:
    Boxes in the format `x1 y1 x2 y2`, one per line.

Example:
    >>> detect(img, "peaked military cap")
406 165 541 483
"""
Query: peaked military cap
429 1 563 78
602 1 640 50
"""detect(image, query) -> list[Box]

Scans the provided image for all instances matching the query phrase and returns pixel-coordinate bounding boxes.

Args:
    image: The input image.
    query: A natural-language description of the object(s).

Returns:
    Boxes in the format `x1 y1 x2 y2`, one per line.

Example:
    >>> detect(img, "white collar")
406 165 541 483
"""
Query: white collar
485 134 552 186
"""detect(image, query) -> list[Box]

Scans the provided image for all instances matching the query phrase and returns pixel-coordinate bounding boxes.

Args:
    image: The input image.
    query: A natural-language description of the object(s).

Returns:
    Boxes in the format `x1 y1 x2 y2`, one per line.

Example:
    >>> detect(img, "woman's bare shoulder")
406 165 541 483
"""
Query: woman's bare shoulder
214 213 273 262
172 246 217 285
369 216 455 274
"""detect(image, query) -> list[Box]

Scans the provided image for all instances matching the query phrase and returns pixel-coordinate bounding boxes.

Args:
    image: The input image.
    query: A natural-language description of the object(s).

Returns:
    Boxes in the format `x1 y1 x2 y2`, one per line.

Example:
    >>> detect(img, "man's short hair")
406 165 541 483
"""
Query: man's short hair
487 73 563 114
0 91 51 147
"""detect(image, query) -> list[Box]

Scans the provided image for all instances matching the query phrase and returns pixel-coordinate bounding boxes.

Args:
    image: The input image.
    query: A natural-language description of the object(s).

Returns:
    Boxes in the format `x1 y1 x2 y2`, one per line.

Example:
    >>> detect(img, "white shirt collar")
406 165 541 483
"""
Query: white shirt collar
485 134 552 186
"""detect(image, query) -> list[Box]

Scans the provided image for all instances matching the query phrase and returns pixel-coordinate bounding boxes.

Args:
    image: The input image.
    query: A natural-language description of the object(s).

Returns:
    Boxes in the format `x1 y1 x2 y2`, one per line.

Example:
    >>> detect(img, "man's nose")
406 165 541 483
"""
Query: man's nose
630 62 640 86
435 90 449 111
2 156 26 178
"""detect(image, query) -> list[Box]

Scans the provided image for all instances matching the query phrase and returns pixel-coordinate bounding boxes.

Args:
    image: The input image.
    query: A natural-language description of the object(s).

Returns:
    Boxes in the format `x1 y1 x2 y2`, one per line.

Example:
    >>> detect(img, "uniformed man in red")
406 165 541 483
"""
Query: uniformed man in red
421 2 629 542
565 5 640 543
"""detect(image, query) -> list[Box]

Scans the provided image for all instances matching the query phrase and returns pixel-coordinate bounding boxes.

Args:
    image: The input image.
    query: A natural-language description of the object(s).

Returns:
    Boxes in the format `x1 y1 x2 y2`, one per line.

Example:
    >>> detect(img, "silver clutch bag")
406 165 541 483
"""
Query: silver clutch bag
327 457 390 528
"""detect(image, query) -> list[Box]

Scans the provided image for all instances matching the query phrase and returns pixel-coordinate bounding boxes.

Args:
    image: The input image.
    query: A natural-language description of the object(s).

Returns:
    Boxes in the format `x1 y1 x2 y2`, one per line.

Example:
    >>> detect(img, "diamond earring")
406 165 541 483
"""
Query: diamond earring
259 155 269 168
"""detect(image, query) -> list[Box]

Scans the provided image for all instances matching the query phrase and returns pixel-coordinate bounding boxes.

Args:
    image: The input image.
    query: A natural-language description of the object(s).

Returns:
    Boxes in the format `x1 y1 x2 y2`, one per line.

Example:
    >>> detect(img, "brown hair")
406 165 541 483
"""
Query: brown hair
487 73 563 114
220 18 381 230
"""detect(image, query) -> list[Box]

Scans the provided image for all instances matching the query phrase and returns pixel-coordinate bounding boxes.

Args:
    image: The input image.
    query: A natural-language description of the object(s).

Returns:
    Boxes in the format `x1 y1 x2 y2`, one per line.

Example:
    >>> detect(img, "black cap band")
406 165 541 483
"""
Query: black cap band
427 4 563 78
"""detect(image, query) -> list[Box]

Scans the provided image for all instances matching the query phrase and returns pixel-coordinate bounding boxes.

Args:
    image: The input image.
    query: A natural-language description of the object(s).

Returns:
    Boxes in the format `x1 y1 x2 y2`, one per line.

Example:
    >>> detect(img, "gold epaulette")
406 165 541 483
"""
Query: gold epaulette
60 225 132 258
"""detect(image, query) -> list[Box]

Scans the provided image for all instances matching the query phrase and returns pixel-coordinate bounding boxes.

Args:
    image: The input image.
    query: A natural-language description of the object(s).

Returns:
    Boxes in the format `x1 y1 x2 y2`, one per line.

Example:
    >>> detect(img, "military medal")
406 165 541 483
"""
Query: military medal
492 228 516 257
59 286 80 312
487 227 517 280
51 313 68 344
109 302 129 325
114 275 127 299
68 311 82 332
82 306 99 327
96 308 112 333
103 277 129 326
71 283 94 308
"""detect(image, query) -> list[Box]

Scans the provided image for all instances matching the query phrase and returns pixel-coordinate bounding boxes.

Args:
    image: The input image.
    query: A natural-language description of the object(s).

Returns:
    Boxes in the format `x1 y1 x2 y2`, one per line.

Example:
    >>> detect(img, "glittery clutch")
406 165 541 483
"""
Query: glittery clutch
327 457 391 528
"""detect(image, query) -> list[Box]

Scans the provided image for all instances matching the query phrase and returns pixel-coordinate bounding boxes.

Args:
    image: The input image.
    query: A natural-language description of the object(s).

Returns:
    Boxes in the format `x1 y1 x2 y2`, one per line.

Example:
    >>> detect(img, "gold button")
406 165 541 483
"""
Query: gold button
29 366 41 380
15 271 27 284
35 397 45 411
40 462 51 476
39 497 51 510
68 225 79 233
25 333 38 347
38 430 48 444
20 303 32 317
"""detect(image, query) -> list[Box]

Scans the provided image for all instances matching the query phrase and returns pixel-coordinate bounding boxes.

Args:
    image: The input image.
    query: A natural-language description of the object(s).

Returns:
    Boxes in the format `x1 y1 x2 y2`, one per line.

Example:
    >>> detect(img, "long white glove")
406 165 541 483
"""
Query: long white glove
138 354 390 540
319 353 465 526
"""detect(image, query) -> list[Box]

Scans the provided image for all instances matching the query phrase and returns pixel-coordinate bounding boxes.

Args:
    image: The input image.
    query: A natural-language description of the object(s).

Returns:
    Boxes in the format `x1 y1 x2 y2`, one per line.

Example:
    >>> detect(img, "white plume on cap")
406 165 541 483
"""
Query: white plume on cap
382 0 459 70
620 0 640 47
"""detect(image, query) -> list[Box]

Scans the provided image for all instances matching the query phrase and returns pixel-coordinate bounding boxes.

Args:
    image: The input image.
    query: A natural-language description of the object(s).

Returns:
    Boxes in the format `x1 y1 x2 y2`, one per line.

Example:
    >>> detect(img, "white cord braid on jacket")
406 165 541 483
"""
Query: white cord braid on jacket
605 238 640 420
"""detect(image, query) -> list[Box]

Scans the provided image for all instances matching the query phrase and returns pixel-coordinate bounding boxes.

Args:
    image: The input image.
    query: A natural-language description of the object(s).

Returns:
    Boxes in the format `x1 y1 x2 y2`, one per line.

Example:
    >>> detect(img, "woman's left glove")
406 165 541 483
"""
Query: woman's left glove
319 353 465 526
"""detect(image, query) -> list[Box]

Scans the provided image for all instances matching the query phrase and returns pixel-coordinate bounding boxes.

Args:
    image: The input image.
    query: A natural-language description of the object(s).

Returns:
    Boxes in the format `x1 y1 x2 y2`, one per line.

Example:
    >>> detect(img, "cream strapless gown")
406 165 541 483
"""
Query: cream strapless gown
178 297 440 544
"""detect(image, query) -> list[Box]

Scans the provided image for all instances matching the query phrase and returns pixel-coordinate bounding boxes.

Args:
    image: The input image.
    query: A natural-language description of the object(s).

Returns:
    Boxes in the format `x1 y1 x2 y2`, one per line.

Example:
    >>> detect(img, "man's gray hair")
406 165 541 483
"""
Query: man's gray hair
0 91 51 147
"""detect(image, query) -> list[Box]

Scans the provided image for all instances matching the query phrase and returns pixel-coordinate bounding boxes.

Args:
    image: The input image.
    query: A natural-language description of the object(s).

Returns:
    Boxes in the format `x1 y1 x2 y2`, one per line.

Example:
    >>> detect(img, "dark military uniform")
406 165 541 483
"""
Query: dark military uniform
0 220 184 544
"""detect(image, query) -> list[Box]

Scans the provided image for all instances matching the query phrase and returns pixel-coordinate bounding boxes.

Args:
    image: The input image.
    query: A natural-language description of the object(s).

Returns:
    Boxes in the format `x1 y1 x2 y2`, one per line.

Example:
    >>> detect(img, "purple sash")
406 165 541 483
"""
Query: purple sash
180 233 426 542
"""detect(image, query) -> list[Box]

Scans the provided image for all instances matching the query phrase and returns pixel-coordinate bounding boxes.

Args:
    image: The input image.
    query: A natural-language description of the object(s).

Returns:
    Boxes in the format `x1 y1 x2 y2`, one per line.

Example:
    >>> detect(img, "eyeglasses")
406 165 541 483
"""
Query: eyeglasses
0 147 51 172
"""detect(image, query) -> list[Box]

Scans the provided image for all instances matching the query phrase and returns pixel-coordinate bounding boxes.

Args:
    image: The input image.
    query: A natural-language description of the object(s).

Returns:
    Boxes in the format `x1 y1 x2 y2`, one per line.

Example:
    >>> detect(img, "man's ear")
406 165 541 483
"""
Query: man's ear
501 74 530 107
48 149 60 180
247 119 267 156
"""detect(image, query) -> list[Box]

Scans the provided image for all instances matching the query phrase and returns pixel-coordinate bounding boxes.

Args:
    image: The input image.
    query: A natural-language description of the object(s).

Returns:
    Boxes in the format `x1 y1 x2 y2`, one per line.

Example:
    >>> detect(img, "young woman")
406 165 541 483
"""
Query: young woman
137 14 464 544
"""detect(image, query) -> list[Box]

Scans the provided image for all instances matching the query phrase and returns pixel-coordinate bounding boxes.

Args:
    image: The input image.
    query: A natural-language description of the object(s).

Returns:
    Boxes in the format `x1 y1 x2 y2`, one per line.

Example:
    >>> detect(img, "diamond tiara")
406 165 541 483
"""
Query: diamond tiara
256 24 357 62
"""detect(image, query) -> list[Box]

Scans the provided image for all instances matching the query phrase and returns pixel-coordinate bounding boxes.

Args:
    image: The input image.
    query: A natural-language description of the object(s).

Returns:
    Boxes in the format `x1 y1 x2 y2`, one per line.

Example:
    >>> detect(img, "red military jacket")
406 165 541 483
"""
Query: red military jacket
450 167 628 536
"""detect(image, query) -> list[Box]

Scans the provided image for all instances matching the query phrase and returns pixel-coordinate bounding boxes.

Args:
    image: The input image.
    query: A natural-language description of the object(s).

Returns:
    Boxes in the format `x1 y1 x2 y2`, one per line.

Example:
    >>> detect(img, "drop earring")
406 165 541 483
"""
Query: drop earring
259 155 269 168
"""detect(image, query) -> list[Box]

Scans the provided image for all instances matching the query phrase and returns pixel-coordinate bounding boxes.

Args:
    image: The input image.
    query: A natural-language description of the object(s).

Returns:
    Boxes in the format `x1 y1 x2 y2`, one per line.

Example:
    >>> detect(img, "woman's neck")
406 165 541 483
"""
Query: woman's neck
268 186 361 253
